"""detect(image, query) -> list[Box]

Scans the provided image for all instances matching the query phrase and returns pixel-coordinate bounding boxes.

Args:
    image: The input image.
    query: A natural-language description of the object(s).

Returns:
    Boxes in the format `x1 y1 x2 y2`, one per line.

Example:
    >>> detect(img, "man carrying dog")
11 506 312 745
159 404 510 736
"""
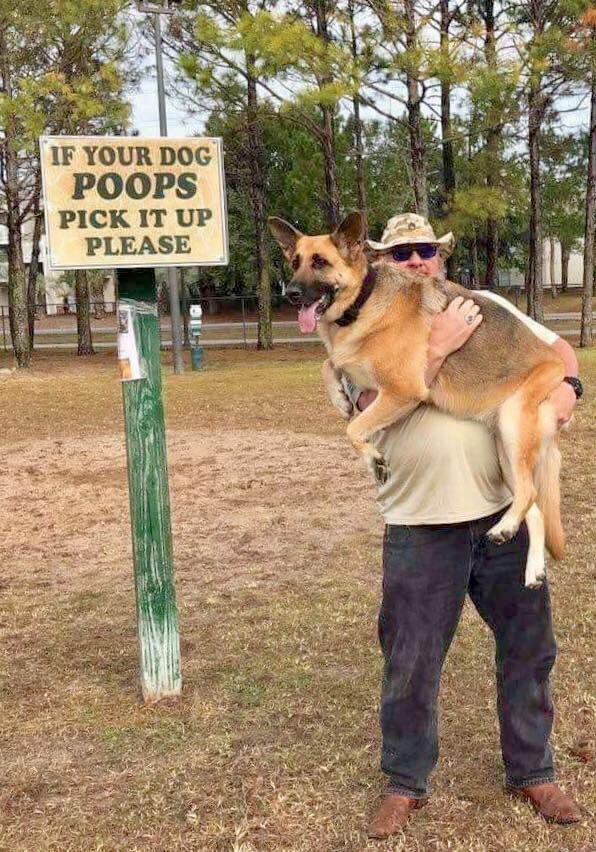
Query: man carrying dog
341 214 583 838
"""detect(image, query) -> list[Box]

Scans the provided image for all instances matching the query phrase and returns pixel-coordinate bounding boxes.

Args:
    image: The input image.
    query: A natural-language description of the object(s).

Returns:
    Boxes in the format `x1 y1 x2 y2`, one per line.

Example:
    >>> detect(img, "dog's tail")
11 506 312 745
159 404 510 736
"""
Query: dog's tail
535 435 565 560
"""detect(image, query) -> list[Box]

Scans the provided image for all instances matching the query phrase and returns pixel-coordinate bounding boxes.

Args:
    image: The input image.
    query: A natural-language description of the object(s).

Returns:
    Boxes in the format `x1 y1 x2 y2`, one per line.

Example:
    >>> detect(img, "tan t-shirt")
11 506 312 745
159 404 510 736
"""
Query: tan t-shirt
362 291 558 525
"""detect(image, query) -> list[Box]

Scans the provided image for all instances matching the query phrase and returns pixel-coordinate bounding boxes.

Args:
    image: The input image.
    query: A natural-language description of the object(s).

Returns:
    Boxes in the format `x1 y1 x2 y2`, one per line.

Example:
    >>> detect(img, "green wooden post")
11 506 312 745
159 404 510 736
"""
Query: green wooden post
117 267 181 703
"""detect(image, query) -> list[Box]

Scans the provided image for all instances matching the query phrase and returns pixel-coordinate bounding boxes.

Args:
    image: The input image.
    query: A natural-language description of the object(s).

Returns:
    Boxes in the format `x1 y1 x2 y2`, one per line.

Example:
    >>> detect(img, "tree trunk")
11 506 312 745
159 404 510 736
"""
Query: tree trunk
6 214 29 368
526 1 547 321
1 32 30 368
27 172 43 348
484 0 499 290
348 0 367 217
91 276 106 319
440 0 456 277
580 67 595 347
180 267 190 347
315 1 341 228
485 223 498 291
471 229 480 289
352 96 367 217
527 82 544 322
320 106 341 228
404 0 428 216
246 66 272 349
560 242 570 292
549 235 557 297
75 269 94 355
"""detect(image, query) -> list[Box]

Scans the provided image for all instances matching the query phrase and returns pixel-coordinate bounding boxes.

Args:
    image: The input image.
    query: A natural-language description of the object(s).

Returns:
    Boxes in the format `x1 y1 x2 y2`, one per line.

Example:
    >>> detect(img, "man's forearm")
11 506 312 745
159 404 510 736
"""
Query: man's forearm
424 338 578 383
424 349 446 387
548 337 579 425
551 337 578 377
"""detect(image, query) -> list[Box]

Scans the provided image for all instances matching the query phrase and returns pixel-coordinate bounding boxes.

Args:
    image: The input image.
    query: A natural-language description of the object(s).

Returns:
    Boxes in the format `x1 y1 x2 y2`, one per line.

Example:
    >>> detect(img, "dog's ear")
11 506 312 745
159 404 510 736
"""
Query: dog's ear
332 211 367 261
268 217 303 260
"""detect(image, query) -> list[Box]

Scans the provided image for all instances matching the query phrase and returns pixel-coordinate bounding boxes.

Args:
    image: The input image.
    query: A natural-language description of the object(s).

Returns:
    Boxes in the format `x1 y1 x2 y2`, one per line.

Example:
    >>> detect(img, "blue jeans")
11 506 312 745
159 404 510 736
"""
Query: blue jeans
379 507 557 798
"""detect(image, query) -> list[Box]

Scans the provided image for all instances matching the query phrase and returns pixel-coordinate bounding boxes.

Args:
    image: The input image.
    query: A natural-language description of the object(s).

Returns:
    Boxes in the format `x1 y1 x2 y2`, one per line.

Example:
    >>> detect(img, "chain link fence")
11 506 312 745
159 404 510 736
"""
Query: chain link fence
0 295 316 351
1 281 585 353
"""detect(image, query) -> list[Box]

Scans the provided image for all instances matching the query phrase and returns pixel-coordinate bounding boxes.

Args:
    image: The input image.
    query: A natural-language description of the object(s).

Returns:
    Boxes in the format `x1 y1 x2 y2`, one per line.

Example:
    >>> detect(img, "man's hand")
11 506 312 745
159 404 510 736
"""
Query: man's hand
425 297 483 386
549 382 577 427
322 359 355 420
549 337 579 427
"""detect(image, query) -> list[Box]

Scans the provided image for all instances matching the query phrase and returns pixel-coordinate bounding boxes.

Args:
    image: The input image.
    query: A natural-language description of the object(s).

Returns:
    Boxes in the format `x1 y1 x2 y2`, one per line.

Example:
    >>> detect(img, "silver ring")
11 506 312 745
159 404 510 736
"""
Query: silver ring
465 314 475 325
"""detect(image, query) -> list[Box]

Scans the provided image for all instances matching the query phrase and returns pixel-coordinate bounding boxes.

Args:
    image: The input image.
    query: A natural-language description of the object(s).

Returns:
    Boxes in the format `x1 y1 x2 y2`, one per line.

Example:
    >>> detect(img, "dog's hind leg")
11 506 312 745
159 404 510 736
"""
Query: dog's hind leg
487 393 540 547
487 360 563 549
346 391 418 482
492 432 546 588
524 503 547 588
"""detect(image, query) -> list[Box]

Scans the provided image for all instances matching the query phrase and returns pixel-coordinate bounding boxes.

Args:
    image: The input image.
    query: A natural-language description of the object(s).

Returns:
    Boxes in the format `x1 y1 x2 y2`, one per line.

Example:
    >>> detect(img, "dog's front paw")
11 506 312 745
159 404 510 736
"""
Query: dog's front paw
486 519 519 546
374 457 389 485
334 391 354 421
368 454 389 485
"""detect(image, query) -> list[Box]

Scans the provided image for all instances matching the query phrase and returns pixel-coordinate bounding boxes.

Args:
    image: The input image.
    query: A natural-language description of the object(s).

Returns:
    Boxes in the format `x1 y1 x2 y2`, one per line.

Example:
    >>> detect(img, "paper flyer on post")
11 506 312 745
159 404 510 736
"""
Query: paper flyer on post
117 304 145 381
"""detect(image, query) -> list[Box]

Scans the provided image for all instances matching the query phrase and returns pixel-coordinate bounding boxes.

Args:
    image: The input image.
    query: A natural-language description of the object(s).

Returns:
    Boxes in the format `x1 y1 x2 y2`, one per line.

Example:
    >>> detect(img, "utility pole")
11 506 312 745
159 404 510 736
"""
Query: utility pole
137 0 185 374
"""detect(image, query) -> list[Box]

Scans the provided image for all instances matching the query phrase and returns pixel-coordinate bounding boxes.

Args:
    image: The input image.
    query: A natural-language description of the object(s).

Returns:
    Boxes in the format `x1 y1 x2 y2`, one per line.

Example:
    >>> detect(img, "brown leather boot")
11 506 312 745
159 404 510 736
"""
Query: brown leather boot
510 783 582 824
367 793 426 839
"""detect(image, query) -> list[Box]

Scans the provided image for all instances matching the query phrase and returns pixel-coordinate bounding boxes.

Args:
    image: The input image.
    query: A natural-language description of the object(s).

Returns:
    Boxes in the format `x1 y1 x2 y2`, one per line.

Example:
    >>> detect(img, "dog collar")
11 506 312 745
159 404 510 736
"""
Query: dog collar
334 267 377 327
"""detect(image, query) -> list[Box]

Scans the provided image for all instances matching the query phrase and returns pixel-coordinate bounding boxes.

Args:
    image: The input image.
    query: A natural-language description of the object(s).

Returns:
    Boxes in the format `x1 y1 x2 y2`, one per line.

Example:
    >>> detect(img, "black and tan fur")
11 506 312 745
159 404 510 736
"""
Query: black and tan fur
269 211 566 588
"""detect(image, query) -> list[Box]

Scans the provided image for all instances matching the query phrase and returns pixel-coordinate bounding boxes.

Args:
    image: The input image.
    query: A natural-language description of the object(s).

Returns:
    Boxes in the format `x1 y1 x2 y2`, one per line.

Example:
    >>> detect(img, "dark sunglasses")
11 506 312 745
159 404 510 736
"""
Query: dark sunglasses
391 243 438 262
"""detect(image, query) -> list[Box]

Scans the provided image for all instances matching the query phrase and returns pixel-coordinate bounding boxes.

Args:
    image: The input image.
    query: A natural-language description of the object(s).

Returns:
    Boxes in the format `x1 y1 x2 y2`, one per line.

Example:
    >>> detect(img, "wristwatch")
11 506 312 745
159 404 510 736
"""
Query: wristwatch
563 376 583 399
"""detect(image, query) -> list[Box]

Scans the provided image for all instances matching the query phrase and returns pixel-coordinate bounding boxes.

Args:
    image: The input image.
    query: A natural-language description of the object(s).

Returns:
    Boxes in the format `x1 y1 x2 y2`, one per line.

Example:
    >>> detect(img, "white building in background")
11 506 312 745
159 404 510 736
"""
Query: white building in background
0 217 115 313
503 240 584 289
543 240 584 287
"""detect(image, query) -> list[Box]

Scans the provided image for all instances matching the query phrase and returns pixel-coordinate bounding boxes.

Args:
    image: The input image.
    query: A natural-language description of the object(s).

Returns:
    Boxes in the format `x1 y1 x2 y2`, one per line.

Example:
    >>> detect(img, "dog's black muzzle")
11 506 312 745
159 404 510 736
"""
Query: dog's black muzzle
285 281 336 310
285 284 307 306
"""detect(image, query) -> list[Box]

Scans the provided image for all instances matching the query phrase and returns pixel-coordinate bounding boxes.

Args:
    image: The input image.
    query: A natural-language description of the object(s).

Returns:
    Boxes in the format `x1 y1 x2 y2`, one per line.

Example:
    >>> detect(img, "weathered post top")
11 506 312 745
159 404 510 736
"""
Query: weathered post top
118 268 156 303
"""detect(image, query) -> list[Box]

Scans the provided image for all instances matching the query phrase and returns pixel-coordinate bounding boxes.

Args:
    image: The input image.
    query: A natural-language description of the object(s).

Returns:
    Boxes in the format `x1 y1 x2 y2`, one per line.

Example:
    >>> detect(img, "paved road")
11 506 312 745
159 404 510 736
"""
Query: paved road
26 337 320 350
543 313 583 320
30 319 300 336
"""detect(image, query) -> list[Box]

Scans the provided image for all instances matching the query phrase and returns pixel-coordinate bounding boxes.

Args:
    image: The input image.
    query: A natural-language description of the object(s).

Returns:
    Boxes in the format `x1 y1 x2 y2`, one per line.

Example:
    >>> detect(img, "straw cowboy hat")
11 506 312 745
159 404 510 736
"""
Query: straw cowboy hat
367 212 455 258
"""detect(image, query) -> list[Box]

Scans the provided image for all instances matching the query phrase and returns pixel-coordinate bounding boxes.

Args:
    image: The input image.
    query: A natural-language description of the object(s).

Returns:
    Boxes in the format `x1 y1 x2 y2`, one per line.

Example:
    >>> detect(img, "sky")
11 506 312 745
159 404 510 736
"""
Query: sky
131 64 197 138
129 3 203 138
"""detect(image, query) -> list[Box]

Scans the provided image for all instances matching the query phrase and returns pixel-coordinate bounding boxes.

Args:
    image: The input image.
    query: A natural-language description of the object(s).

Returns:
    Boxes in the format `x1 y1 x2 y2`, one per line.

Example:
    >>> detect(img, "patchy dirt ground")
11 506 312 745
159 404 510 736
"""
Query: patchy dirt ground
0 427 379 597
0 348 594 851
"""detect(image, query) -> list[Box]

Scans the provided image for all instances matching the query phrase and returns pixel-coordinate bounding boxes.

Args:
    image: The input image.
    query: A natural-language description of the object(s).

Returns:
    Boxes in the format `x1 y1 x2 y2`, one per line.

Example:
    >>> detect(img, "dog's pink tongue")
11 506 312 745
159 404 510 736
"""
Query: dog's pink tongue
298 302 319 334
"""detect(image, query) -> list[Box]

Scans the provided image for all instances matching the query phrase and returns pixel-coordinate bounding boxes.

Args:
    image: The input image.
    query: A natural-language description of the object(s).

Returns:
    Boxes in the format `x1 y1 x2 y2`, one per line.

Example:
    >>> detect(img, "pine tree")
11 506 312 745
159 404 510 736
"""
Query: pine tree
0 0 130 365
578 7 596 346
174 1 294 348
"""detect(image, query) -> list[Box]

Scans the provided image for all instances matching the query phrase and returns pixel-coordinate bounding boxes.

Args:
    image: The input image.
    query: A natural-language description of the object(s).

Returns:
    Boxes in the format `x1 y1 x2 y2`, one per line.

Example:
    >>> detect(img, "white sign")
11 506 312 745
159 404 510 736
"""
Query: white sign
40 135 229 270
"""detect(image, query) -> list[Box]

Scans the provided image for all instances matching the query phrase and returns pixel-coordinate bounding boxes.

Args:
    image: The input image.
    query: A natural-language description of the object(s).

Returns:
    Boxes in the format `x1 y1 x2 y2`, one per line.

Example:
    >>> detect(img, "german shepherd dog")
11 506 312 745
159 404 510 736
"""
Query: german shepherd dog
269 211 566 588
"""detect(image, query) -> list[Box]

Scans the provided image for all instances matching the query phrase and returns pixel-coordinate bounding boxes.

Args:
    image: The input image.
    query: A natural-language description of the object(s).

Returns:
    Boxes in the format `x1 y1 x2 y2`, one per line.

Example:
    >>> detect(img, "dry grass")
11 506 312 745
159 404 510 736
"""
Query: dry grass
0 346 594 851
541 292 593 315
511 291 592 316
